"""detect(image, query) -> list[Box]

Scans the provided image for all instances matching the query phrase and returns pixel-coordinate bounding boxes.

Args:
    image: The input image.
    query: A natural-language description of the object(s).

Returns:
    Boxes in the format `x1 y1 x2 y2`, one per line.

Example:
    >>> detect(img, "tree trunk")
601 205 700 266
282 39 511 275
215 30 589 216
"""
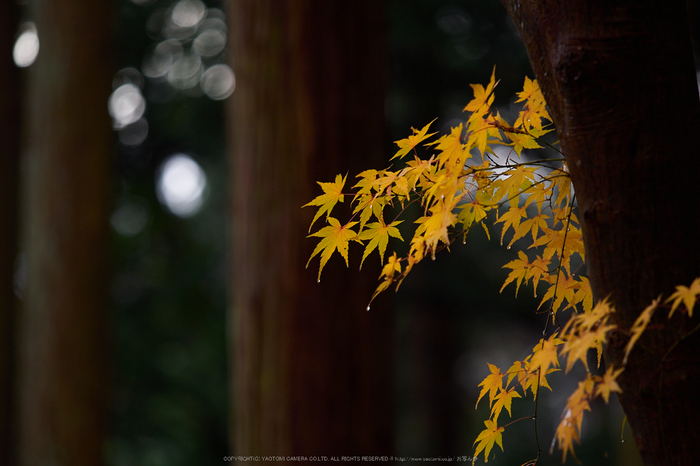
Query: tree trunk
227 1 393 459
501 0 700 463
16 1 113 464
0 2 21 463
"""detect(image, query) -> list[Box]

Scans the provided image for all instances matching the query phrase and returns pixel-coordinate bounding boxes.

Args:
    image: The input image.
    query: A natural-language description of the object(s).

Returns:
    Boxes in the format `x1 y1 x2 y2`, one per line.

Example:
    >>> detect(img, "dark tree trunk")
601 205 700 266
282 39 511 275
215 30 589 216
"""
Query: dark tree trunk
16 1 113 464
0 2 21 464
227 0 393 460
501 0 700 463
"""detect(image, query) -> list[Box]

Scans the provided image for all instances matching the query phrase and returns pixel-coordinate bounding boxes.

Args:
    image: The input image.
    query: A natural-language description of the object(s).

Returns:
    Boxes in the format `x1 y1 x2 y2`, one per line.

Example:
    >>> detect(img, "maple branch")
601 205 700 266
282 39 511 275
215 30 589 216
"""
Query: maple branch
539 193 578 330
531 367 543 462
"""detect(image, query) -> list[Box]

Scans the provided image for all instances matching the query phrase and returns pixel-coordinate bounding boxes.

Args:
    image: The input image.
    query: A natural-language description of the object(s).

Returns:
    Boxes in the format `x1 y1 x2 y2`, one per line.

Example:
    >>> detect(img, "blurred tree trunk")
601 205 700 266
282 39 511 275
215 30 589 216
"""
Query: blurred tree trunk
228 1 393 458
16 1 113 465
502 0 700 463
0 2 21 464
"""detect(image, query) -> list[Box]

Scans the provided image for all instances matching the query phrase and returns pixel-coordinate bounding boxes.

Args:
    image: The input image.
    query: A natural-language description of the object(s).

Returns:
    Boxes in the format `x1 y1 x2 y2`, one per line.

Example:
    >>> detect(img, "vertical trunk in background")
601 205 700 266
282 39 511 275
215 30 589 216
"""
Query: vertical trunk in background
16 1 112 465
0 2 21 464
501 0 700 463
228 1 393 457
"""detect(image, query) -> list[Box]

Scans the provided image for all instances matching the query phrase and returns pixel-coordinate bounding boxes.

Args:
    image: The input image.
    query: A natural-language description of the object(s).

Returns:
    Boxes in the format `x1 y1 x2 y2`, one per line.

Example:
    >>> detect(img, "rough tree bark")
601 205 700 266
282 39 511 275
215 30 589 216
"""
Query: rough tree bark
228 0 393 460
16 1 113 464
501 0 700 463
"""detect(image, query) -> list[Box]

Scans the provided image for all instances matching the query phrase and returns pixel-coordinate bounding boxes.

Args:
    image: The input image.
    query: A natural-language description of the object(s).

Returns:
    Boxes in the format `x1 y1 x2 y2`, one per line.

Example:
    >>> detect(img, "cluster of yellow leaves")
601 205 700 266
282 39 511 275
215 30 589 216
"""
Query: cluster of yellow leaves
551 301 621 461
304 70 700 463
475 282 700 463
473 334 561 463
552 366 623 462
305 69 560 299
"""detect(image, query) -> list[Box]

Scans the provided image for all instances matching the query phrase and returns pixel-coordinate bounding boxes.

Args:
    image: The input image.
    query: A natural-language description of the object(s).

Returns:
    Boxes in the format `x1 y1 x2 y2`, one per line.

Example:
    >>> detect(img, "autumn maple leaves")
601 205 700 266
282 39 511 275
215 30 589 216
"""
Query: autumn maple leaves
304 70 700 462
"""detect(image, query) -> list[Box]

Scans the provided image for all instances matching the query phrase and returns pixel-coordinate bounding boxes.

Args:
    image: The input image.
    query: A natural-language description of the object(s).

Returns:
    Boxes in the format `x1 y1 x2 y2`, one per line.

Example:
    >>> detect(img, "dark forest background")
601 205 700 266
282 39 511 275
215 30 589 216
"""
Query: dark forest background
5 0 696 464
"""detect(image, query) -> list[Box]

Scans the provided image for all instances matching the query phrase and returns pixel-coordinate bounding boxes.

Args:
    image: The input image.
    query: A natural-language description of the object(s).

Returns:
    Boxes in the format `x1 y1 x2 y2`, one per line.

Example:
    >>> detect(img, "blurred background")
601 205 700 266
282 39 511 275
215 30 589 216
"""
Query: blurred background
7 0 692 464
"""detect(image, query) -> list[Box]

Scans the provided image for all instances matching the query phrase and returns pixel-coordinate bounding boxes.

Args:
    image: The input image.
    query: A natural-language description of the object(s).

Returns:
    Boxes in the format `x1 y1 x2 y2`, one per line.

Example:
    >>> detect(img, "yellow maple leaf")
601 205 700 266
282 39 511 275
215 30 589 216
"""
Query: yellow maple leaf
539 274 579 315
357 220 403 269
354 194 387 231
367 253 403 311
514 77 551 131
496 205 528 247
522 181 551 214
392 119 437 160
490 387 521 422
530 333 562 379
528 255 551 297
500 250 531 297
504 129 543 155
398 155 434 192
519 364 557 397
553 410 580 463
466 113 502 156
562 298 613 333
532 223 584 276
431 123 468 172
549 171 572 209
352 169 379 196
414 201 458 259
561 329 605 373
492 165 536 205
476 363 503 409
303 174 347 231
457 199 489 230
623 297 659 365
666 277 700 318
505 359 527 390
563 298 614 370
519 212 549 244
306 218 358 281
464 66 498 117
594 366 623 404
515 76 541 105
472 419 504 464
574 277 593 313
553 375 594 462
